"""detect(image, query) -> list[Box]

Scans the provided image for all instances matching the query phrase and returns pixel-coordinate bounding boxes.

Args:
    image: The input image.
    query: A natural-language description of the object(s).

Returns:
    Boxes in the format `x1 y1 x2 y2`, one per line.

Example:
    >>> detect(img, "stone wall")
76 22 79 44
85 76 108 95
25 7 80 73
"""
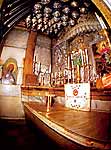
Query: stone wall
0 28 27 119
0 28 52 119
0 84 25 119
34 34 51 73
1 28 28 85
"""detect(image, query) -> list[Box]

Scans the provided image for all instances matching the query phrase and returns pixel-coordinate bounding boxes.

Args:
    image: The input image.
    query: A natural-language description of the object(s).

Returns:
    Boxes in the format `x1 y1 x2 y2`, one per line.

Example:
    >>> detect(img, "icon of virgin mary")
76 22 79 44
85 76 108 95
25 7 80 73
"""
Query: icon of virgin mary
2 63 16 85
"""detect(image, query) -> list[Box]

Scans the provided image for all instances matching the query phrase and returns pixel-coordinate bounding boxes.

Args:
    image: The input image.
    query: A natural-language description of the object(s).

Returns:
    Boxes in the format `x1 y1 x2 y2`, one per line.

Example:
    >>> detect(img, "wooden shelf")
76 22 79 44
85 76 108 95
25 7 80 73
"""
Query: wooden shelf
21 85 65 97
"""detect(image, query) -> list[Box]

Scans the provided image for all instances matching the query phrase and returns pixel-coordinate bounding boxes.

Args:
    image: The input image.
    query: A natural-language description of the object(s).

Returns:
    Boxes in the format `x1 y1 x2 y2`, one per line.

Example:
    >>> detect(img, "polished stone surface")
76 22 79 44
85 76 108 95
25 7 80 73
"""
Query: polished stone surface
24 102 111 149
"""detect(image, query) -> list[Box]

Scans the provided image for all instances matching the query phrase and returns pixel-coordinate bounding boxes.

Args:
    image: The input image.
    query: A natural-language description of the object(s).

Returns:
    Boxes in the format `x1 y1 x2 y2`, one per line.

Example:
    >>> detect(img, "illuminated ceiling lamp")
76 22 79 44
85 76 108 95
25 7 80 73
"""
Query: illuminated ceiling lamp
71 1 79 8
53 1 61 9
25 0 93 37
41 0 50 5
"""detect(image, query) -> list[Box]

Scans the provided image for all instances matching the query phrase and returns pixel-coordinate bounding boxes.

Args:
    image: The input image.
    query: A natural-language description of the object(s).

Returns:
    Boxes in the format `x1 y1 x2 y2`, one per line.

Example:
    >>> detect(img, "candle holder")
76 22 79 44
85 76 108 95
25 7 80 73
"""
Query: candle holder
72 67 75 83
76 65 80 83
84 64 91 83
80 65 85 83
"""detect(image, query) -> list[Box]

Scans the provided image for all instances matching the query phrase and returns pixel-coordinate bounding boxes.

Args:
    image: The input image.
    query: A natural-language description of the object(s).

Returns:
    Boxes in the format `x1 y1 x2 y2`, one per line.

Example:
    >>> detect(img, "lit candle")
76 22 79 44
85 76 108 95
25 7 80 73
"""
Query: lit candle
80 49 83 66
49 64 51 73
38 62 41 72
59 71 61 78
85 49 88 65
55 72 57 79
67 55 70 70
72 67 75 83
71 53 73 69
71 53 73 60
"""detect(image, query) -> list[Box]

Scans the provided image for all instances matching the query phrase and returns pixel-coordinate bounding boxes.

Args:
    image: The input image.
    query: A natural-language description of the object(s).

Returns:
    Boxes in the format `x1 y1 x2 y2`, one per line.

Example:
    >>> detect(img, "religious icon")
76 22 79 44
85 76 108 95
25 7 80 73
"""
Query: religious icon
2 63 16 84
1 58 18 85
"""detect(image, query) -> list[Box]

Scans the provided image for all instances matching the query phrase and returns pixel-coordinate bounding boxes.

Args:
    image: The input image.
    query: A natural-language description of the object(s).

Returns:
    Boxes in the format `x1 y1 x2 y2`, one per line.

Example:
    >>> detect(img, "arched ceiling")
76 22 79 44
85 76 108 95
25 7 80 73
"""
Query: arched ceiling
0 0 111 43
0 0 4 8
1 0 35 42
92 0 111 28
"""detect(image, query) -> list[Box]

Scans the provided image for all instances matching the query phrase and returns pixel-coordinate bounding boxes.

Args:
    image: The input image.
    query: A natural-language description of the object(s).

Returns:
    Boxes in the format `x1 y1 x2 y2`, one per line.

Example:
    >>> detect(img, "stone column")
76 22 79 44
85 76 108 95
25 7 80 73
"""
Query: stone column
23 31 37 85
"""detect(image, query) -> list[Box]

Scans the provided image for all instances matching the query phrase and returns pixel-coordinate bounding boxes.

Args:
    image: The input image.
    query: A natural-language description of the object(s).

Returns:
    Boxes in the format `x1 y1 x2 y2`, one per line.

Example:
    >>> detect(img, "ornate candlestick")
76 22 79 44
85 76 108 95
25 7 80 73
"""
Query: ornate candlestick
84 49 90 83
67 53 72 83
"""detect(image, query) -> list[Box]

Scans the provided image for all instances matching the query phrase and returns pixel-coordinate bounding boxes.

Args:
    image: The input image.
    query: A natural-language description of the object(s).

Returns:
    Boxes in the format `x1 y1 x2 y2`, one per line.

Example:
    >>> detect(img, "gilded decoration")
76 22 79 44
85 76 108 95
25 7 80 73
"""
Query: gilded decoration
92 0 111 28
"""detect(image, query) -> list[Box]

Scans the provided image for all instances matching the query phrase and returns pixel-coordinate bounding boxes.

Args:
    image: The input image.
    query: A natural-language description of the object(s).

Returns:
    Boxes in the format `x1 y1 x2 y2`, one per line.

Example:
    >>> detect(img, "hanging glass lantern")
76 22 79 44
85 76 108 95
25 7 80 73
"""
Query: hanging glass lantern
46 29 50 34
53 11 60 17
69 18 76 26
44 7 52 13
62 6 70 14
53 17 60 22
37 23 42 30
50 27 53 33
32 17 37 24
43 20 47 25
54 28 58 34
61 15 68 21
41 28 45 32
53 2 61 9
62 21 67 26
84 1 91 8
48 20 51 27
72 10 80 19
51 18 54 24
53 23 57 29
80 7 87 14
26 15 31 28
34 3 42 10
44 24 48 29
34 10 41 14
25 0 92 36
44 13 50 18
41 0 50 5
38 18 42 24
71 1 79 7
43 17 48 22
57 21 62 29
36 14 42 19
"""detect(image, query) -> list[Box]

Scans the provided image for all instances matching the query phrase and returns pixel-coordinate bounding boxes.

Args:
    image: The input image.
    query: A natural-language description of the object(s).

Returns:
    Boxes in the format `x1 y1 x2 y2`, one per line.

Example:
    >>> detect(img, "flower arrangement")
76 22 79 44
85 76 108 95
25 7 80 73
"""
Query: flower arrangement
95 40 111 75
73 52 82 66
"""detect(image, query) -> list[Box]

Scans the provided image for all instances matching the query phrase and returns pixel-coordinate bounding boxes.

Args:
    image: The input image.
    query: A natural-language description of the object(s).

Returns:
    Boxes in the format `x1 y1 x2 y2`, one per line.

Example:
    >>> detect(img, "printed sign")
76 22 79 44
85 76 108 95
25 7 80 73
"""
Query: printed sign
65 83 90 111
